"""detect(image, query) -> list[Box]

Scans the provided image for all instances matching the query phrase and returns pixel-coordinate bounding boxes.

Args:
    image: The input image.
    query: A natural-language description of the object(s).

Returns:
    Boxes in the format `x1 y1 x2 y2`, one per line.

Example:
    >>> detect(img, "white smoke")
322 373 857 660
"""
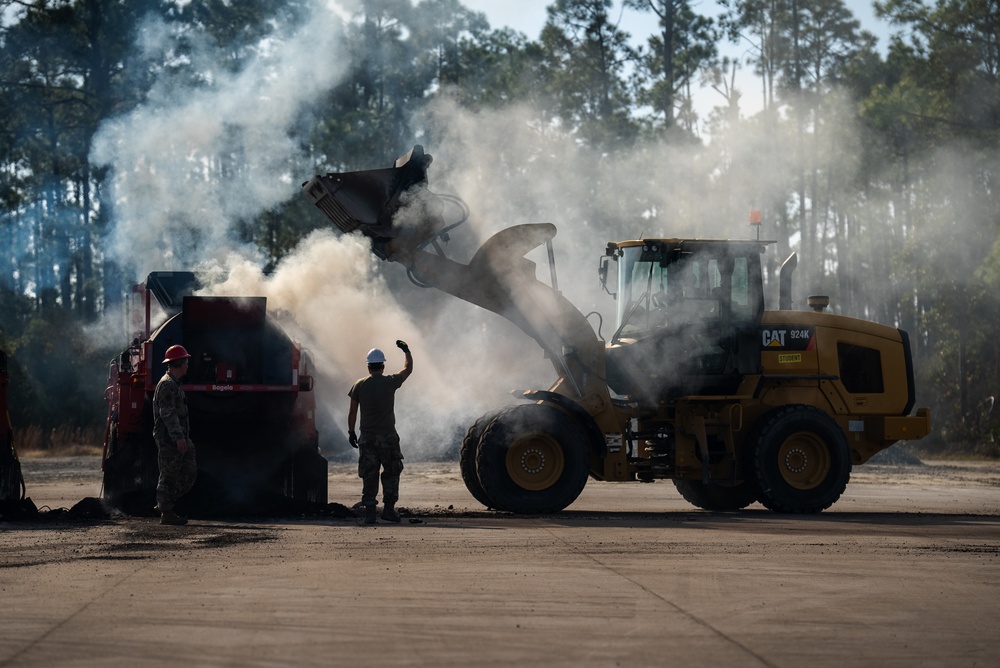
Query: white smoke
413 96 739 328
90 1 350 273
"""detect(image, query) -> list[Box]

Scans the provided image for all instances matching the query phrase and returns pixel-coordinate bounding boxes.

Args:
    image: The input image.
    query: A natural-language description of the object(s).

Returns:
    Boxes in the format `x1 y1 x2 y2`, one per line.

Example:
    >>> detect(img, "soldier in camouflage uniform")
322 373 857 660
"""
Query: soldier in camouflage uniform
348 340 413 524
153 344 198 525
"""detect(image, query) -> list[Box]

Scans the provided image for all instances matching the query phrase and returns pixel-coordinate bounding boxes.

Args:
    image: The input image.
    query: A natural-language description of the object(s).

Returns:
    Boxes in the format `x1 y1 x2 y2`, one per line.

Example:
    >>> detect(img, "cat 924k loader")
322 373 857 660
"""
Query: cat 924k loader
303 146 930 514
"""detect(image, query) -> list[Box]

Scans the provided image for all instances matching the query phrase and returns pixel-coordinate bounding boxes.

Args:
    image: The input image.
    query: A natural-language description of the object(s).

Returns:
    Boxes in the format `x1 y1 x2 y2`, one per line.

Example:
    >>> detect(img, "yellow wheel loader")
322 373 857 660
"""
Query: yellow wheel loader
303 146 930 514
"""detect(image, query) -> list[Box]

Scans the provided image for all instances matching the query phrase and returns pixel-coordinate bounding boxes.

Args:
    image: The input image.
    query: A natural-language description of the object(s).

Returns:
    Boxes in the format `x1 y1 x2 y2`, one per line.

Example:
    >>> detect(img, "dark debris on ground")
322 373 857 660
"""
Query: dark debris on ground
0 496 110 523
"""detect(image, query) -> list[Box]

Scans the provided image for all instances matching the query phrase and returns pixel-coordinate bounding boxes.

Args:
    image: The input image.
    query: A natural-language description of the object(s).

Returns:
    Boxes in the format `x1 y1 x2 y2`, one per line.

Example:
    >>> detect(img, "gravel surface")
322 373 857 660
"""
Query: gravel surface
2 454 999 667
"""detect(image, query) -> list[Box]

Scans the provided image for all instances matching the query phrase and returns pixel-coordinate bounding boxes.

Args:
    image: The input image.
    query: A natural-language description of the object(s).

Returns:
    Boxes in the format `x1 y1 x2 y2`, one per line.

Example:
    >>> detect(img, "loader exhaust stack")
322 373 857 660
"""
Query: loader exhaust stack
779 252 797 310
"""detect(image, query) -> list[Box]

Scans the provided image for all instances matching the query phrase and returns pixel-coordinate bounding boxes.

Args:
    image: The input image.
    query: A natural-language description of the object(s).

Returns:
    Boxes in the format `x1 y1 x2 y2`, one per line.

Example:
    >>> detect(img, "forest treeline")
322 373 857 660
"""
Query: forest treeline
1 0 998 453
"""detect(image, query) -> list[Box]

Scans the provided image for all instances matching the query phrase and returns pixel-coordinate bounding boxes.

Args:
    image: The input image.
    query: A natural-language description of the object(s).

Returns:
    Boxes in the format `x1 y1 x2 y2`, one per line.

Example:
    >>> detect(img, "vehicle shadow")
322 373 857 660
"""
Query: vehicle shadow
400 506 1000 534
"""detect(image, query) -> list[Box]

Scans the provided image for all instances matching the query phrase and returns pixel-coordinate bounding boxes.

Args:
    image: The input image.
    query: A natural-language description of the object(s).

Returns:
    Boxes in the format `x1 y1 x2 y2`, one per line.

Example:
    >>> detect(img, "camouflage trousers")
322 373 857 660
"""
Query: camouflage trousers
156 440 197 512
358 432 404 508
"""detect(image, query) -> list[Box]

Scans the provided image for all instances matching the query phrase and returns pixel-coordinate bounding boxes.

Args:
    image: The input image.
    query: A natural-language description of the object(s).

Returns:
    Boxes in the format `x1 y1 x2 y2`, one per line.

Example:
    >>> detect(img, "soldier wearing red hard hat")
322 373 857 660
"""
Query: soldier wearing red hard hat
152 344 197 525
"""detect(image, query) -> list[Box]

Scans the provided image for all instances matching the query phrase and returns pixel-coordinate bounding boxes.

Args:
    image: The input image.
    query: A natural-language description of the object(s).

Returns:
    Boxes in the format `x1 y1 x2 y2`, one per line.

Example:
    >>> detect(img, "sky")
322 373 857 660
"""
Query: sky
461 0 896 119
461 0 891 46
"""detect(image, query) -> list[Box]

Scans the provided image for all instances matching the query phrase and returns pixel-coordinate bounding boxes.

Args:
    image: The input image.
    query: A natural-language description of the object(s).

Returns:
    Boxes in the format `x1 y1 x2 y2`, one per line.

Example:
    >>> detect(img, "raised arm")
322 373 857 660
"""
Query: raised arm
396 340 413 381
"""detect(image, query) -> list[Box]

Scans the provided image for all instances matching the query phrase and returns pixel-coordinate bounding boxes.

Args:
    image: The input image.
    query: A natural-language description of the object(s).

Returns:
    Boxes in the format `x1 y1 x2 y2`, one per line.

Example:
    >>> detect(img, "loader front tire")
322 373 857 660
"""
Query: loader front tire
750 405 851 513
459 410 502 509
476 404 589 514
673 479 757 511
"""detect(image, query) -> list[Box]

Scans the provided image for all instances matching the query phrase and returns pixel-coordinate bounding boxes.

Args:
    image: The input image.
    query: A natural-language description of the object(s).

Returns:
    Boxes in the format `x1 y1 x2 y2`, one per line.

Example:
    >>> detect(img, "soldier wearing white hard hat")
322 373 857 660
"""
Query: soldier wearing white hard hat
348 340 413 524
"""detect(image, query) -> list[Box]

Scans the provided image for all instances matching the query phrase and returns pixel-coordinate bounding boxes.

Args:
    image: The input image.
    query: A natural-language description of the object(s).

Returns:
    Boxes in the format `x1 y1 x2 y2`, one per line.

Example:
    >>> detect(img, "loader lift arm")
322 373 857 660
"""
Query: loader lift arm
302 146 613 420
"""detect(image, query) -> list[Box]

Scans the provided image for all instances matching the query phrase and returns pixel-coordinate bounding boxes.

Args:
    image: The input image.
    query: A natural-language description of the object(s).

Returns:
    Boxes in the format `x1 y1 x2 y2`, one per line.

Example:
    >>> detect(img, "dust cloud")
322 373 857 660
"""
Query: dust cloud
200 231 546 457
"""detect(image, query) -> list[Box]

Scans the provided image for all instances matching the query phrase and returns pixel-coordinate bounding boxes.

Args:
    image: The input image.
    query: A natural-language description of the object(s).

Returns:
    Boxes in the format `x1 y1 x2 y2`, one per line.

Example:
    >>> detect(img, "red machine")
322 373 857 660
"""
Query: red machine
1 349 29 515
101 272 327 516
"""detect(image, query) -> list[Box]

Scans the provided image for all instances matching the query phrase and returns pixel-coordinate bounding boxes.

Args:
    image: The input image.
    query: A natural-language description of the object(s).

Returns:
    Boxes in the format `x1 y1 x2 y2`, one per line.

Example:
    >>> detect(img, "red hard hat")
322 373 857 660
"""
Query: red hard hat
162 345 192 364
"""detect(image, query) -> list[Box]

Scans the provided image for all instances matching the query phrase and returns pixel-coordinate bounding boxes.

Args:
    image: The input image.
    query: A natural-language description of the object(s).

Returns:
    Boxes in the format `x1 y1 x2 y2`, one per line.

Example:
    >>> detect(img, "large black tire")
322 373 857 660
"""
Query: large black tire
750 405 852 513
476 403 590 514
287 443 328 505
673 479 757 511
102 427 158 516
459 410 502 509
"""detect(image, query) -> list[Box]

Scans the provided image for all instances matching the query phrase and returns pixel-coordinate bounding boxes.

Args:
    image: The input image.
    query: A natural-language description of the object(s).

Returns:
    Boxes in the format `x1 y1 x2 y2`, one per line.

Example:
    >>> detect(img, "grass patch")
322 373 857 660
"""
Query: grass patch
14 424 104 458
906 440 1000 461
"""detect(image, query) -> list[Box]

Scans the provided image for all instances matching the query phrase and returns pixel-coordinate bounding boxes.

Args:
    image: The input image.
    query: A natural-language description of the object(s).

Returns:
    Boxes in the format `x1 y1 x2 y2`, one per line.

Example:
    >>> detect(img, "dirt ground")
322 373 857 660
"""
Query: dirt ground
2 455 999 667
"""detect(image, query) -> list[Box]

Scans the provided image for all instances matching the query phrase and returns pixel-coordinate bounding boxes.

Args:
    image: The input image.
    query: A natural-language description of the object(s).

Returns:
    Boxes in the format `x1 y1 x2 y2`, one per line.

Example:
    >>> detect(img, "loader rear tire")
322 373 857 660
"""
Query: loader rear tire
459 411 502 509
750 405 851 513
673 479 757 511
476 404 589 514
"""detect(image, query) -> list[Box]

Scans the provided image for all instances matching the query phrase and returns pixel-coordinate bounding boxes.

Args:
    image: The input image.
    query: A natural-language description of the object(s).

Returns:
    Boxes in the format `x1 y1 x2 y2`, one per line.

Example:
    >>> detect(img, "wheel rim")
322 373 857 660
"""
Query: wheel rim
504 432 565 491
777 431 831 490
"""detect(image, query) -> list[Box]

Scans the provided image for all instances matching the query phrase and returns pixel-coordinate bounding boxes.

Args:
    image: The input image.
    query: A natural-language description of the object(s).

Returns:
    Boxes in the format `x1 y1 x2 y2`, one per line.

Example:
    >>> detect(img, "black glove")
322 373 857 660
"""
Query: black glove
396 340 410 354
349 431 358 448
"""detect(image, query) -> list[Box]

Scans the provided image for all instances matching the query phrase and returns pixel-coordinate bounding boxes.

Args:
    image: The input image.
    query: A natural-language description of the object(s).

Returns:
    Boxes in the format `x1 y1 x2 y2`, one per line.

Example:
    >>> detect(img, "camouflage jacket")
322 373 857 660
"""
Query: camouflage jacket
152 372 189 443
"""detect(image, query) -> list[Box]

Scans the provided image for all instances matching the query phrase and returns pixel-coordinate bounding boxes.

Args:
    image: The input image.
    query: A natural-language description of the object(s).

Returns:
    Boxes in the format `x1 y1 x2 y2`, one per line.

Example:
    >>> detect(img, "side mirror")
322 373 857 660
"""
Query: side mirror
598 256 615 298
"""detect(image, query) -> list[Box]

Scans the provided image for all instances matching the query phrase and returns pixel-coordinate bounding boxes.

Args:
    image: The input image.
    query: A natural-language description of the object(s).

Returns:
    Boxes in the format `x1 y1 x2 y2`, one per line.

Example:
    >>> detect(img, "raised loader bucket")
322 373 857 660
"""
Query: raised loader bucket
301 145 444 261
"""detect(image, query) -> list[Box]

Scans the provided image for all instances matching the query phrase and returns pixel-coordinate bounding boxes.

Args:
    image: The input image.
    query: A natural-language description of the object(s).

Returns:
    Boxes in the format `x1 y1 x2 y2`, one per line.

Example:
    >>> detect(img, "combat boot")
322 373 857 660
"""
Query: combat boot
160 508 188 526
381 504 401 523
364 505 377 525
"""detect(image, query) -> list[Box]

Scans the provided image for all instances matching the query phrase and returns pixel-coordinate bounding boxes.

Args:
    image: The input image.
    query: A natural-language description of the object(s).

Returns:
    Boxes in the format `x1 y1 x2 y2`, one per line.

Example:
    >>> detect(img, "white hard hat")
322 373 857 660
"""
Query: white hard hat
366 348 386 364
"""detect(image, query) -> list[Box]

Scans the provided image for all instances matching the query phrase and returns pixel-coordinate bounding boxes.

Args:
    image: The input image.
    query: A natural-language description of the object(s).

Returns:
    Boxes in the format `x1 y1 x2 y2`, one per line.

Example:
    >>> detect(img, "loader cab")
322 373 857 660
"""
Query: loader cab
602 239 767 401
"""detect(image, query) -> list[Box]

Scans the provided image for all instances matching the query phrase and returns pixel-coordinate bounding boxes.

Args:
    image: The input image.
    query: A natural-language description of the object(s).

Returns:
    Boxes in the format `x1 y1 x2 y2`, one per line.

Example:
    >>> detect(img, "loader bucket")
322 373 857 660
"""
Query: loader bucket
301 145 444 261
